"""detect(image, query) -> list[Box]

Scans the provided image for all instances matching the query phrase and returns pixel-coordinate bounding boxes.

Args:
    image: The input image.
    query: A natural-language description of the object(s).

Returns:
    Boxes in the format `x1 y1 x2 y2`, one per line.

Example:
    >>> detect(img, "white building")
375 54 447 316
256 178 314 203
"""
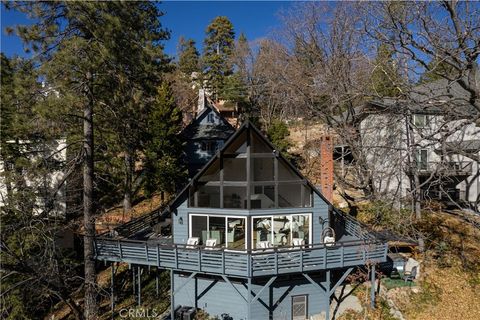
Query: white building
339 80 480 210
0 138 67 217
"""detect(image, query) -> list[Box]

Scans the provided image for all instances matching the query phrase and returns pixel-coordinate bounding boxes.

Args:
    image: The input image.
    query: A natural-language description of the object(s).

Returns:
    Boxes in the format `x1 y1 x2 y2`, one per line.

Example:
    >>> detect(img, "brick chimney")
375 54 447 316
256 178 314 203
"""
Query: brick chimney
319 136 334 202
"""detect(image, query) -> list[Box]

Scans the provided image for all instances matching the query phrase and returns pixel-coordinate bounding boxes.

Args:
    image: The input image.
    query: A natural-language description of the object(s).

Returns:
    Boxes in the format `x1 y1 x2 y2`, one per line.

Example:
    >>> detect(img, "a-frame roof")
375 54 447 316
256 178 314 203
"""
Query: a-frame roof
166 120 333 212
181 102 235 141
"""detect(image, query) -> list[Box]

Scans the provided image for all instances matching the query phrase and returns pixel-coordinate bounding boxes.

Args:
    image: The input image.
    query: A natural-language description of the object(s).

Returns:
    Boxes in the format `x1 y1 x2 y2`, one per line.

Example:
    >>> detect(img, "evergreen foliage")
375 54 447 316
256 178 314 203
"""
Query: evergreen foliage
371 44 402 97
267 120 292 156
202 16 235 100
178 37 200 76
144 82 186 195
2 2 178 319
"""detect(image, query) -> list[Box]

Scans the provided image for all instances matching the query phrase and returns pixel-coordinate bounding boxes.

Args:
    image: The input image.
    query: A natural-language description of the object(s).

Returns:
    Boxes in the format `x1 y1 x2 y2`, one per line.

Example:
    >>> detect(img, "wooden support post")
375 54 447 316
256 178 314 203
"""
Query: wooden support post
370 264 376 309
111 263 115 319
325 270 331 320
247 278 252 320
156 268 159 297
132 266 136 296
170 269 175 320
194 275 198 309
137 266 141 306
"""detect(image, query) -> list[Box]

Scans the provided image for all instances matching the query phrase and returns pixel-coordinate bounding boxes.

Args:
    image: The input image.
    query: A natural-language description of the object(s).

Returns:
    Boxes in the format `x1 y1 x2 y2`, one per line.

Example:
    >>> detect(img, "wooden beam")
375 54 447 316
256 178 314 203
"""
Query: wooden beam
370 264 376 309
303 273 327 293
326 270 331 320
172 272 197 297
222 275 247 303
329 267 353 296
251 276 277 303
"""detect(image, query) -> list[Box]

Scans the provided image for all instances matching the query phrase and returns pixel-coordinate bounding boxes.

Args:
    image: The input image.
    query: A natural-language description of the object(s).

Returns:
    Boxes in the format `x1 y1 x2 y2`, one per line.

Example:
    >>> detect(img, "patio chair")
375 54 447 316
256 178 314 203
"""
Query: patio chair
292 238 305 247
186 237 199 249
205 239 217 250
403 265 417 283
257 241 272 249
322 227 336 247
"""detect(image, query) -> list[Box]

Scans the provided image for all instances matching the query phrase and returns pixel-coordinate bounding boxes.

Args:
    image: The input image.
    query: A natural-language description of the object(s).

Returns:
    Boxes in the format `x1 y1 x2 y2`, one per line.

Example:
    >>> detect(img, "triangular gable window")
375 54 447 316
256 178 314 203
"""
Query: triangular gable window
188 124 312 209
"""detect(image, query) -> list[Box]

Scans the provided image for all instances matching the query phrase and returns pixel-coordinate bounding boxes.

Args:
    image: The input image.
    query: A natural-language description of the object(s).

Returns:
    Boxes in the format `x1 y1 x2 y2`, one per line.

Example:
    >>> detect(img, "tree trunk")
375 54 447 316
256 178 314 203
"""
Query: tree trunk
123 149 133 215
83 87 97 319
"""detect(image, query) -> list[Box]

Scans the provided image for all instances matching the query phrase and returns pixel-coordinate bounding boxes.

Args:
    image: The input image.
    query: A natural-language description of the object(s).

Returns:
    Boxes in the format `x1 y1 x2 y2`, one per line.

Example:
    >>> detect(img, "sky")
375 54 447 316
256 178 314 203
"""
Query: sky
1 1 293 59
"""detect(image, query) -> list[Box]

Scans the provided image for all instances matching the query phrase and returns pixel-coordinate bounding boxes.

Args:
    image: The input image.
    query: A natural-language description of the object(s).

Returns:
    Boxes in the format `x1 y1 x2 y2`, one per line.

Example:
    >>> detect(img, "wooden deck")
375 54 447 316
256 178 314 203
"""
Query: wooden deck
94 237 387 277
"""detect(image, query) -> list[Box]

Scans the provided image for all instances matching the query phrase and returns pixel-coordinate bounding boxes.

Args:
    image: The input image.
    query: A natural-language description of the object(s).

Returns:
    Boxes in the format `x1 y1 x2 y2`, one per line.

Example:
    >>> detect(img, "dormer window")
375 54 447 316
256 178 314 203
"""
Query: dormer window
207 113 215 123
413 114 428 128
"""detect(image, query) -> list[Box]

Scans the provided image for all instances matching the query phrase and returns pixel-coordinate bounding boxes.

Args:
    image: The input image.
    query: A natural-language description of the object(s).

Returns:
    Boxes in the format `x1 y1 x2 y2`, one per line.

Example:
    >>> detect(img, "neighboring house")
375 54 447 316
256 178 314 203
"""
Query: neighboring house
94 121 387 320
182 96 236 178
0 138 67 217
344 80 480 209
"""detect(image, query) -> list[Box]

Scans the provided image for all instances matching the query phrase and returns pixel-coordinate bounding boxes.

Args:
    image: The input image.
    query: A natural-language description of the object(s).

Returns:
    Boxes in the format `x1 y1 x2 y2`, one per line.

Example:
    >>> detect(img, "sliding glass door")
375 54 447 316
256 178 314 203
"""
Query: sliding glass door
189 214 246 250
252 214 311 249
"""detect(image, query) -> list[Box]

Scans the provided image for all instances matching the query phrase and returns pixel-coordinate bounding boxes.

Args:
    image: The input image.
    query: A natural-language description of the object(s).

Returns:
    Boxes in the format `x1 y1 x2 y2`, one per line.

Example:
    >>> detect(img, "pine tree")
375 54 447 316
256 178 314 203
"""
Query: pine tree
178 37 200 76
267 120 292 157
420 57 459 83
144 82 186 195
6 2 170 318
202 16 235 100
371 44 402 97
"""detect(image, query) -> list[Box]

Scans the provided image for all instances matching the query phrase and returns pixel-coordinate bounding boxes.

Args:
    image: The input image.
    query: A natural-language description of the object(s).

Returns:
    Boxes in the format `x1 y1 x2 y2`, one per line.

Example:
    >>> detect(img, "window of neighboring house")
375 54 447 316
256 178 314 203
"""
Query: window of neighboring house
413 114 428 128
415 149 428 171
207 113 215 123
201 141 217 152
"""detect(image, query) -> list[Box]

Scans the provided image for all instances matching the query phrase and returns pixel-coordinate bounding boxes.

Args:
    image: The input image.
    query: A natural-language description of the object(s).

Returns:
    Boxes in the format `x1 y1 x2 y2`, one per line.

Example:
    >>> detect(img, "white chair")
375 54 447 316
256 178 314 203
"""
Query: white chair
323 236 335 247
205 238 217 250
257 241 272 249
292 238 305 247
186 237 199 248
321 227 336 247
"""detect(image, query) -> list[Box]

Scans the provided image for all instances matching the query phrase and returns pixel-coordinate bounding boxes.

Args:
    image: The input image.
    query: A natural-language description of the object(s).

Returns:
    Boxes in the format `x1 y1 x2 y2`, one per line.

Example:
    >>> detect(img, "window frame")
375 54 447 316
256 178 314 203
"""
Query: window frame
251 213 312 250
413 114 428 128
188 213 247 250
291 294 308 320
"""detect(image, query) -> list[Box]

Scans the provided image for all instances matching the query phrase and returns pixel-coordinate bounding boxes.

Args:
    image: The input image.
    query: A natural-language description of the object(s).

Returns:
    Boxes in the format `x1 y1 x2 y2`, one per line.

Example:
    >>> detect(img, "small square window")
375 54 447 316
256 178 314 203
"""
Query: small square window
207 113 215 123
413 114 428 128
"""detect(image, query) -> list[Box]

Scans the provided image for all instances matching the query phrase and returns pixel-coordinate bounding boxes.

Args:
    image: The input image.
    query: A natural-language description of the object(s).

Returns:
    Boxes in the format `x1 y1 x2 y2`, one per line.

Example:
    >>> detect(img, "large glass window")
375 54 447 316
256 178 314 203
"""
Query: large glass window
278 159 299 181
224 158 247 181
250 185 275 209
208 216 226 246
190 214 246 250
224 186 247 209
189 127 315 209
199 158 220 182
191 215 208 245
252 157 274 181
278 184 302 207
252 214 312 249
196 185 220 208
253 217 272 249
251 131 271 153
227 217 246 250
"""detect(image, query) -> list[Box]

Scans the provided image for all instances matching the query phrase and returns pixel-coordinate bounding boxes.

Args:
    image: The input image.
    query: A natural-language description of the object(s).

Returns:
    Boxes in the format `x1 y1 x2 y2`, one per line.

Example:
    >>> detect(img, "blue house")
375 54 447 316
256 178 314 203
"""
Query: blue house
182 101 236 178
95 122 387 320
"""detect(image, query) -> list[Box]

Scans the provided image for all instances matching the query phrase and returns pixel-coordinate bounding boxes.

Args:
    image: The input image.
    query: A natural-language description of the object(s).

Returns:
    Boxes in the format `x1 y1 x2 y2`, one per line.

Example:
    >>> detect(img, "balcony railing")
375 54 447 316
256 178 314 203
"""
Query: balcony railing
415 161 473 176
94 237 387 277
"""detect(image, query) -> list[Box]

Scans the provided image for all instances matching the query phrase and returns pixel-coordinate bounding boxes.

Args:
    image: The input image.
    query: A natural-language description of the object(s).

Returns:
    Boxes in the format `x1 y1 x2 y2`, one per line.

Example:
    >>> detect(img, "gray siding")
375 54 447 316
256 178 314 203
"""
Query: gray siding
174 192 338 246
174 274 248 319
173 273 329 320
173 199 189 244
312 193 329 244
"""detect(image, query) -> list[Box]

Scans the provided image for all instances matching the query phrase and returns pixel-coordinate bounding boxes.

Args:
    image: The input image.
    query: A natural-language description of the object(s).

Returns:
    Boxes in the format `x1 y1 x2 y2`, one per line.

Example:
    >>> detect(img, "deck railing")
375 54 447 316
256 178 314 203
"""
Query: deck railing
94 237 387 277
